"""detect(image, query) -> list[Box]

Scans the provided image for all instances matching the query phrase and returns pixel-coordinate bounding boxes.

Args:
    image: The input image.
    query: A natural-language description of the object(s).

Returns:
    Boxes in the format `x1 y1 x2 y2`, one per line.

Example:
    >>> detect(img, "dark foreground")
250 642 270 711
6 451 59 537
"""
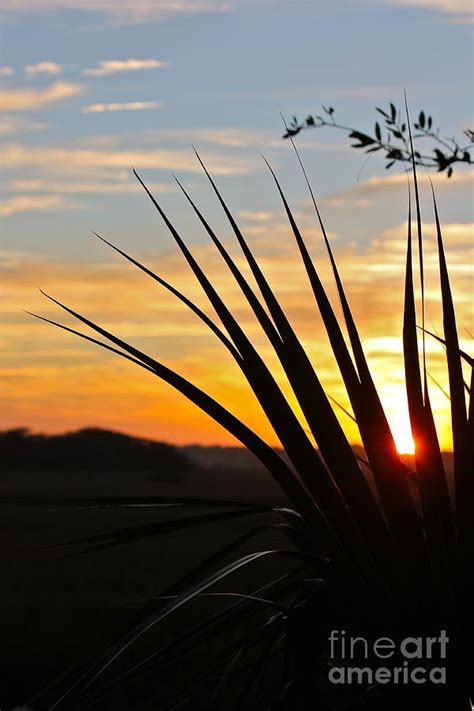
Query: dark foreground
0 461 286 709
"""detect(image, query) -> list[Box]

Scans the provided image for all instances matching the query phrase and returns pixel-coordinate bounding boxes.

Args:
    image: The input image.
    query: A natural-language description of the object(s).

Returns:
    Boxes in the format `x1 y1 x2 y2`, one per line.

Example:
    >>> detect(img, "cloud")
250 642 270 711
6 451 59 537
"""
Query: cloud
1 219 471 445
1 142 256 176
81 101 164 114
0 0 470 26
323 169 474 205
25 61 62 78
0 194 82 217
238 210 277 222
83 58 169 77
372 0 473 23
87 126 275 150
0 115 49 136
0 81 82 112
0 0 235 25
324 84 402 100
322 196 372 208
375 221 474 250
0 65 14 76
386 0 472 15
145 127 273 148
7 178 176 195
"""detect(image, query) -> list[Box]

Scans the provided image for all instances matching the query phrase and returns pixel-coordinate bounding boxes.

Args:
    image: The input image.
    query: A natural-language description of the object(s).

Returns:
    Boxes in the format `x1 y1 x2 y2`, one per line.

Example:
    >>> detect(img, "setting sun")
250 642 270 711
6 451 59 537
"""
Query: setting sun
1 1 472 707
388 410 415 455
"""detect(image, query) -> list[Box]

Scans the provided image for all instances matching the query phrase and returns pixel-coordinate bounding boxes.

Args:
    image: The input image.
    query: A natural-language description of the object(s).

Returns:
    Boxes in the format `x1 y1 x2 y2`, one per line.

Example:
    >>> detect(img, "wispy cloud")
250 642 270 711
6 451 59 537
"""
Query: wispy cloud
0 65 14 76
82 126 279 151
237 210 277 222
81 101 164 114
83 58 169 77
145 127 273 148
323 169 474 205
7 178 176 195
372 221 474 252
25 61 62 78
1 142 256 176
2 220 471 443
324 84 402 100
0 116 49 136
0 194 82 217
385 0 472 22
0 81 82 112
0 0 235 25
250 83 402 103
0 0 470 26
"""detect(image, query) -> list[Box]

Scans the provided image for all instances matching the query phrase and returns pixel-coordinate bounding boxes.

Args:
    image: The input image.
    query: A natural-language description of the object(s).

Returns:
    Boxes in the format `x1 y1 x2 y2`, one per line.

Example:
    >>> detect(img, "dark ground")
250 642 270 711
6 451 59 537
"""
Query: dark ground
0 435 288 709
0 430 454 709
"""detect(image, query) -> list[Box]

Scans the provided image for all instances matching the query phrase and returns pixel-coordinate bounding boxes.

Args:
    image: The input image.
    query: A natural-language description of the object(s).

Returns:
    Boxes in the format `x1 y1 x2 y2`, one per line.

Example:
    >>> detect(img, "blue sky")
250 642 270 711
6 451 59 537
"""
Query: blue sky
1 0 472 254
0 0 472 445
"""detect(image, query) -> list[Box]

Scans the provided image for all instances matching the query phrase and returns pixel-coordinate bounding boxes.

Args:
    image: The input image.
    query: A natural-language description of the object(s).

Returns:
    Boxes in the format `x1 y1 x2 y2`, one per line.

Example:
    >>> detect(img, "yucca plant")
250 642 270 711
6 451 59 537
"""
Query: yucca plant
25 109 473 711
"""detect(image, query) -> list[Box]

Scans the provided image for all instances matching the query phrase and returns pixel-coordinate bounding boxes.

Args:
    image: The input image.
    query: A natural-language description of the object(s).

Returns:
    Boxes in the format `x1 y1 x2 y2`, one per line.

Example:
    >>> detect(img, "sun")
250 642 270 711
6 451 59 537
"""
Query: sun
389 409 415 455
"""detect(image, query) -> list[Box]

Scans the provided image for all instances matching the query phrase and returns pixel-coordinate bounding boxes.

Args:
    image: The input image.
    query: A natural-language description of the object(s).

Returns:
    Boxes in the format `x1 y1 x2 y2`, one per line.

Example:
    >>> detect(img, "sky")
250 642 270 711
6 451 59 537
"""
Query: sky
1 0 473 451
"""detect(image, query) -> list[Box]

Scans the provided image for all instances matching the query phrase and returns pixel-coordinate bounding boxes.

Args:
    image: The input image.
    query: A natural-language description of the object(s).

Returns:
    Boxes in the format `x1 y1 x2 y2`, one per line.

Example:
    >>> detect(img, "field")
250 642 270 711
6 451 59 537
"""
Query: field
0 450 288 708
0 445 456 709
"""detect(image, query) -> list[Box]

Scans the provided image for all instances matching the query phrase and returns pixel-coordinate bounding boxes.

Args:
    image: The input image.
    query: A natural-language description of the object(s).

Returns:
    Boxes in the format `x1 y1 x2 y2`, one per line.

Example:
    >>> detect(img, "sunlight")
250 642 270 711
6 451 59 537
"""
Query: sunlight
388 409 415 455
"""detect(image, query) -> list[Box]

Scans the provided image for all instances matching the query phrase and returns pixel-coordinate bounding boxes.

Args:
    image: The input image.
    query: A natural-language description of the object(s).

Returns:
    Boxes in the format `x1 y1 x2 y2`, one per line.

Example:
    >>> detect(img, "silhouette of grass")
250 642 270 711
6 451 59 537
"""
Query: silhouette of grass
26 119 473 710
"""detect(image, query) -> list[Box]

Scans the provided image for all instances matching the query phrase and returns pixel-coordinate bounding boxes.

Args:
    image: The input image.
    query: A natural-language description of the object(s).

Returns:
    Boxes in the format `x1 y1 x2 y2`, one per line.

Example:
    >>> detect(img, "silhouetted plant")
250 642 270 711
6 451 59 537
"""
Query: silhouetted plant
283 102 473 177
25 108 473 710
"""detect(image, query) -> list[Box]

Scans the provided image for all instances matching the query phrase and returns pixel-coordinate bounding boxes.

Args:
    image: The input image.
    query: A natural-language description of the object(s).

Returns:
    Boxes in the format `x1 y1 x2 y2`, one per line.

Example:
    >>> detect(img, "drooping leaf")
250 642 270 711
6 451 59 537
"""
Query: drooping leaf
175 161 388 578
402 193 454 588
50 550 328 708
431 186 472 562
133 169 363 567
29 306 322 536
284 130 429 589
60 508 280 555
93 231 241 360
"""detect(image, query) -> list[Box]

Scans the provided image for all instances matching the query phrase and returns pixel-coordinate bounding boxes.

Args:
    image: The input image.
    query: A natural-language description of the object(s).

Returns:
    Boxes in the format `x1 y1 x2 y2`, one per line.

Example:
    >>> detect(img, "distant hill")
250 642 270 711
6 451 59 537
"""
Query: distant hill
183 445 276 472
0 428 196 479
0 427 454 491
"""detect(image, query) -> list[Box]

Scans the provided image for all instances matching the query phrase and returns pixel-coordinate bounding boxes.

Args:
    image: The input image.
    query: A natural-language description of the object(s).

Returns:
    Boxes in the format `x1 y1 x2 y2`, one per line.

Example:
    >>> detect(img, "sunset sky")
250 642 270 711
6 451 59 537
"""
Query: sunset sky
1 0 472 451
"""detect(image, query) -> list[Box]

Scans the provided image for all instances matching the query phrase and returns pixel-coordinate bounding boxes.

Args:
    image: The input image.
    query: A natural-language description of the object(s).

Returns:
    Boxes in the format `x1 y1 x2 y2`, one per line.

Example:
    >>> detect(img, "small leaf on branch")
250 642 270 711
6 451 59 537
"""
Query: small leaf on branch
386 149 403 159
283 127 301 138
280 102 469 175
349 130 375 147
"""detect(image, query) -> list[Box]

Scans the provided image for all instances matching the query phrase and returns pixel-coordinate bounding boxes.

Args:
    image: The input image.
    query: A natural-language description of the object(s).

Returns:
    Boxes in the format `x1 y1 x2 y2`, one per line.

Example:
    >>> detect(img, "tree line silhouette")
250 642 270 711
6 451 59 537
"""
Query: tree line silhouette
0 427 195 476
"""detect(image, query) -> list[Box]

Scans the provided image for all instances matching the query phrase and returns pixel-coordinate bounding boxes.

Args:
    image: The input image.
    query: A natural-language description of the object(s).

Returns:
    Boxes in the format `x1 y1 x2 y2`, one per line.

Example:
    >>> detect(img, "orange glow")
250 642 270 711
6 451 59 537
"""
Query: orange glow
2 221 471 450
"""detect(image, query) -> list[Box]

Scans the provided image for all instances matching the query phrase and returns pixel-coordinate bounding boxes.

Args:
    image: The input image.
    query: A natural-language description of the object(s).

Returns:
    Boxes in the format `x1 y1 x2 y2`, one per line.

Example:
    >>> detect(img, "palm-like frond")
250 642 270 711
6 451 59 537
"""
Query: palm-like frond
28 127 473 709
